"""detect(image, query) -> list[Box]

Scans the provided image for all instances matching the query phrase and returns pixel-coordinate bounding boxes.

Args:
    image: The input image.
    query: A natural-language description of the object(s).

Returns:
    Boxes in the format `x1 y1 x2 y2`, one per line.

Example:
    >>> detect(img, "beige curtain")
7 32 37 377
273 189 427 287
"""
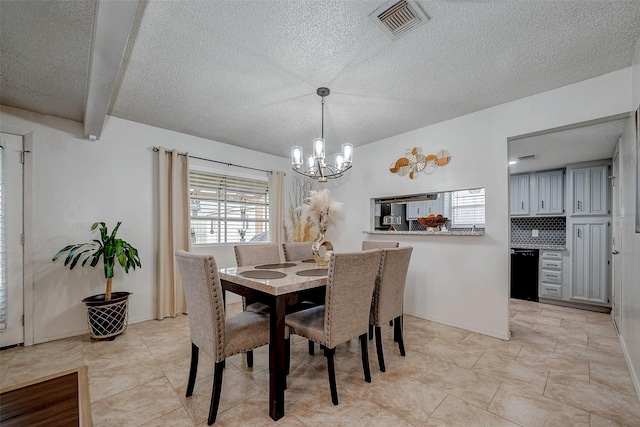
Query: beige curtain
268 171 286 246
157 147 190 319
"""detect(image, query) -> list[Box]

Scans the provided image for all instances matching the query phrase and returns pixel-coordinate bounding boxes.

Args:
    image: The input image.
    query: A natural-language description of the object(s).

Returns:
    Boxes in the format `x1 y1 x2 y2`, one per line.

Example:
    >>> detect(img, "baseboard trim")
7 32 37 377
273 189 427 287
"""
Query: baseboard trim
404 309 510 340
618 334 640 404
538 297 611 313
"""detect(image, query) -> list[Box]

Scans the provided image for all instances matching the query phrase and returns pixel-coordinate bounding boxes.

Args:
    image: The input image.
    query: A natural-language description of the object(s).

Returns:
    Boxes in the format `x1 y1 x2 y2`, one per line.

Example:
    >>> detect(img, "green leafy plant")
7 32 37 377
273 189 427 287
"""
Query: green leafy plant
53 221 141 301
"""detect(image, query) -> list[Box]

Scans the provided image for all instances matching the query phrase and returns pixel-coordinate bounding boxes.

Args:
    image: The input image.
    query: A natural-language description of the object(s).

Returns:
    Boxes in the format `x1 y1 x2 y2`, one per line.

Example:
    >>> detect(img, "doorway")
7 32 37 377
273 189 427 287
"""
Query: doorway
0 132 24 347
507 114 627 314
611 144 622 332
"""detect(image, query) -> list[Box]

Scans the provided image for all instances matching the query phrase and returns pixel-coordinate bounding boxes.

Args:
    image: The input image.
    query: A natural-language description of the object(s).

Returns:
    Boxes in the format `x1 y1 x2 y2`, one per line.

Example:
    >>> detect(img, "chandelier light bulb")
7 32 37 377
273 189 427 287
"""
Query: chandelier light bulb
313 138 325 160
342 143 353 166
291 146 303 169
306 155 316 171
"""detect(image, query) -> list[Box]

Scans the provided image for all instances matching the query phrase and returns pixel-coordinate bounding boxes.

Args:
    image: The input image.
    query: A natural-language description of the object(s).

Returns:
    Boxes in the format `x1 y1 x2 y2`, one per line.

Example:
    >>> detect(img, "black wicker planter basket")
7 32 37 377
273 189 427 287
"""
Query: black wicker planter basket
82 292 131 340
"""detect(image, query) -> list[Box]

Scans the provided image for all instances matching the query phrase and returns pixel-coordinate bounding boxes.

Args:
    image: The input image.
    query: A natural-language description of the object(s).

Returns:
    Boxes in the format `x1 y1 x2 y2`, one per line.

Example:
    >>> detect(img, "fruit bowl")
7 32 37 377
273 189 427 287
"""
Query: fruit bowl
417 216 448 228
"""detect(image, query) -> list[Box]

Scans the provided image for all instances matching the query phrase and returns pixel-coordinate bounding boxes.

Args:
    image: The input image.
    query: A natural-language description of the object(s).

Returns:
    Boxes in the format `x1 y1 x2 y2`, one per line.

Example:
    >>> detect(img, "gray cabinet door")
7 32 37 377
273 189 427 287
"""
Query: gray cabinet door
536 170 564 215
548 170 565 214
424 197 444 216
588 166 608 215
570 165 608 216
406 201 421 219
407 197 444 219
571 221 609 304
572 169 588 215
510 174 529 216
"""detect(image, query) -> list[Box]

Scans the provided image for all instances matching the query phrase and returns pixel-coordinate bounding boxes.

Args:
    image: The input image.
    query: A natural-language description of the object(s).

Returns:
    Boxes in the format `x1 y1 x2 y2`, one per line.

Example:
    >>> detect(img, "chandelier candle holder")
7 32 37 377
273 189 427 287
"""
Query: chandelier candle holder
291 87 353 182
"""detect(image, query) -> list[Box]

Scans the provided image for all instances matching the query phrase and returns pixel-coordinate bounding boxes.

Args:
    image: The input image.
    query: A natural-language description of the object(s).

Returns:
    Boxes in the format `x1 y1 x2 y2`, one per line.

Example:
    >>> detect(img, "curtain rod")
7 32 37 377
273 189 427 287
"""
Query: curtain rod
153 147 271 174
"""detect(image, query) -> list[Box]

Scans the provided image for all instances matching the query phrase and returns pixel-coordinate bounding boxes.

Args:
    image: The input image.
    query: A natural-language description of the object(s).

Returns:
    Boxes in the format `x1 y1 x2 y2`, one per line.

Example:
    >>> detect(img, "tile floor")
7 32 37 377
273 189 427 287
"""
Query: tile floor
1 299 639 426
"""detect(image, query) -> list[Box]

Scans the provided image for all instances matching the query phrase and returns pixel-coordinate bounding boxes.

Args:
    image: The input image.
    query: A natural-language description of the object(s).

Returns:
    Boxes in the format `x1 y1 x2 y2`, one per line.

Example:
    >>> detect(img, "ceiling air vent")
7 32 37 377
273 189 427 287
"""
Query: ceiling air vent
517 155 537 161
369 0 430 41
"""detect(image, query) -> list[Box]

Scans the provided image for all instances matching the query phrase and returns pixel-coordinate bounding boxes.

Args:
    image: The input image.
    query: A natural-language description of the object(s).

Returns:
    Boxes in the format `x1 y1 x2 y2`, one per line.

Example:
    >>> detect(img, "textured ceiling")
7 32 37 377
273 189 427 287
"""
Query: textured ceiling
0 0 96 120
508 118 628 174
1 1 640 161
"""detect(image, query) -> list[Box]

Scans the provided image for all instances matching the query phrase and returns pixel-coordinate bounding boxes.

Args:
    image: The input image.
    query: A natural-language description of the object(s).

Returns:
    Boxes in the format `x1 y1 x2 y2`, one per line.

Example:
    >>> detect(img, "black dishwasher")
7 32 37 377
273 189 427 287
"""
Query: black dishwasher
510 249 539 302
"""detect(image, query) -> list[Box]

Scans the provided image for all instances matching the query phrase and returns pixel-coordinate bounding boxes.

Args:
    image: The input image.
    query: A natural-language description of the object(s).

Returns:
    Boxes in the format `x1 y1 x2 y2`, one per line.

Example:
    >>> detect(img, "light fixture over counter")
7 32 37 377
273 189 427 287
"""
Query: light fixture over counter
291 87 353 182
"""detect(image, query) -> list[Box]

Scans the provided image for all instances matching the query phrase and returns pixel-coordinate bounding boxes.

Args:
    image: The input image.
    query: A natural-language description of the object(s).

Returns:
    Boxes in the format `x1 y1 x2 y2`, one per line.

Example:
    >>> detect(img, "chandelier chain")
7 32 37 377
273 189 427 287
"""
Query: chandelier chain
321 96 325 139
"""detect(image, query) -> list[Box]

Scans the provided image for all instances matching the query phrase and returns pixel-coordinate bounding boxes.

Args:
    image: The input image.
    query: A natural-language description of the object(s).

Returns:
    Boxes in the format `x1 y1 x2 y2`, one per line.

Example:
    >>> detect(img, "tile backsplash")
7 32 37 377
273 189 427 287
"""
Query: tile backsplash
511 217 566 246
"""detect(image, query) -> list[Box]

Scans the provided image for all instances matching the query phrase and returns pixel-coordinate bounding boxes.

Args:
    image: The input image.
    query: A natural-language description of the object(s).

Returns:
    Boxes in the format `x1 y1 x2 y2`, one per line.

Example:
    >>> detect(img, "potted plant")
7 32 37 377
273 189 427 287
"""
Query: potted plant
53 221 141 340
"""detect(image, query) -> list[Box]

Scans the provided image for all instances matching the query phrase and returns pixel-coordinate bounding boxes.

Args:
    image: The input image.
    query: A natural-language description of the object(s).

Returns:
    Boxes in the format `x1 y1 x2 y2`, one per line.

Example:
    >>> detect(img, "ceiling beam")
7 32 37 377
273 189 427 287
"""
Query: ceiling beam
83 0 138 140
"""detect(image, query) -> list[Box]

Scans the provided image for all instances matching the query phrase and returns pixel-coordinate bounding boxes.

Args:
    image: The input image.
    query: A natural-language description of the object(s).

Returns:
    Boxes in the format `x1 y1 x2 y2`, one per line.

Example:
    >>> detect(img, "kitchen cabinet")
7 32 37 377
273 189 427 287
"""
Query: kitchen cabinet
406 197 444 219
425 198 444 216
535 170 564 215
569 165 609 216
570 221 609 305
406 201 420 219
510 174 529 216
539 250 564 299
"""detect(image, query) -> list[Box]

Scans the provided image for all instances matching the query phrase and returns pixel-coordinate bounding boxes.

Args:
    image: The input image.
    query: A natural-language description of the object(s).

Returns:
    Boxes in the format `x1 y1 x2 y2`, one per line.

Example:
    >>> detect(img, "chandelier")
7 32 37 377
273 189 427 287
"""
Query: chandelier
291 87 353 182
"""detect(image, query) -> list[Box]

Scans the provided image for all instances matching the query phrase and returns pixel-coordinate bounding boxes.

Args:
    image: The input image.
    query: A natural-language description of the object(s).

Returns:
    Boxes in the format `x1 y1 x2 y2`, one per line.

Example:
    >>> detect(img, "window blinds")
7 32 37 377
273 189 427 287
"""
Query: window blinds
451 189 486 228
189 170 269 244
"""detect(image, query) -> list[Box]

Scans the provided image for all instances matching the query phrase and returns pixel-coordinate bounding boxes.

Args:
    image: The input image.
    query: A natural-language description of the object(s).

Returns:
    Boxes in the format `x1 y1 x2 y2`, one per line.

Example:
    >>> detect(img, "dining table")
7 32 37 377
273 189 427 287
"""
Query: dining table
218 259 328 421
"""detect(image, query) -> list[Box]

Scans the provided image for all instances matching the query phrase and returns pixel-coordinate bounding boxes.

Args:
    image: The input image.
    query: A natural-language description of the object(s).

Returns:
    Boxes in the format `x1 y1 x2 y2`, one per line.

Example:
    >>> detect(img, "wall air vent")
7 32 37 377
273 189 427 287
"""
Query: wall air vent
517 155 537 161
369 0 430 41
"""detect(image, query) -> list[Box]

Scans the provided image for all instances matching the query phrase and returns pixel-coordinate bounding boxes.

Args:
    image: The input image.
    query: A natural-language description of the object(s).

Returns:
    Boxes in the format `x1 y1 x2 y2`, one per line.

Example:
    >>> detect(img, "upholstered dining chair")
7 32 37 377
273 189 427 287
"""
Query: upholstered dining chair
175 251 270 425
369 246 413 372
362 241 401 333
282 241 314 261
285 249 383 405
234 243 281 365
361 241 400 250
234 243 281 315
282 241 320 356
234 243 282 266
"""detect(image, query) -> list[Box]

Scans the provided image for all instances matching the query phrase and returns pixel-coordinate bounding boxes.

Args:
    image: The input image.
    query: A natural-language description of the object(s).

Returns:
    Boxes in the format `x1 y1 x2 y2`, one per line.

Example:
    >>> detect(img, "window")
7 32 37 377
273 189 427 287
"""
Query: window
449 188 485 228
189 170 269 244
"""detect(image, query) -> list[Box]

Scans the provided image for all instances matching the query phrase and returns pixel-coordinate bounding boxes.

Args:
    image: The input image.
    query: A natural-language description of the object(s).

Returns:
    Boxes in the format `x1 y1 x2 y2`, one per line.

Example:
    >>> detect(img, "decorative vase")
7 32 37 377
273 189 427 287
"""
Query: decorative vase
311 232 333 267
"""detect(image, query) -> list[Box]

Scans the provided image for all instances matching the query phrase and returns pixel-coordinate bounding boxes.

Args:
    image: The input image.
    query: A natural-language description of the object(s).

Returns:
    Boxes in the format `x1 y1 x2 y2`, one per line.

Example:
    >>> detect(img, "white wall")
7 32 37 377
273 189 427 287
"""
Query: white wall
0 67 634 345
618 38 640 397
0 106 290 343
330 68 632 339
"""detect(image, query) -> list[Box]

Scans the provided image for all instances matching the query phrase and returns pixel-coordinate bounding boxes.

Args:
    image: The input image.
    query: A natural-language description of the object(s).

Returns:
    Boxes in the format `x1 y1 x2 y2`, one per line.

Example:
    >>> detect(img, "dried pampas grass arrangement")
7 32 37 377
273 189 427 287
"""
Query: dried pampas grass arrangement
286 177 317 242
286 204 318 242
285 182 343 241
302 189 343 234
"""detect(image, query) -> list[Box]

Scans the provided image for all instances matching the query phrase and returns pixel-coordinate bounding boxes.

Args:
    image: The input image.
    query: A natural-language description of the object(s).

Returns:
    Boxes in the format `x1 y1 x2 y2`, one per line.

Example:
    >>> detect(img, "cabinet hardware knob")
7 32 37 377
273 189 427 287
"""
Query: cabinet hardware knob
612 250 619 255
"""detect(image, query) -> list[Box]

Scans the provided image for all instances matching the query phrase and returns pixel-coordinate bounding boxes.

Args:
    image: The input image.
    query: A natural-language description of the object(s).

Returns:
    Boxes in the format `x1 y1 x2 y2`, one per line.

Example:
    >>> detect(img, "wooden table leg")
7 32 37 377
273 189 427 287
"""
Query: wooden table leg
269 295 286 421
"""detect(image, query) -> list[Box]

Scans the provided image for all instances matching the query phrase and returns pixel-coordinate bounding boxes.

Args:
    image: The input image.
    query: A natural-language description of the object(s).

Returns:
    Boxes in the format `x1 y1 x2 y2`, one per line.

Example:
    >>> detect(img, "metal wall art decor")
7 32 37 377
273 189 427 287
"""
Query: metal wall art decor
389 147 452 179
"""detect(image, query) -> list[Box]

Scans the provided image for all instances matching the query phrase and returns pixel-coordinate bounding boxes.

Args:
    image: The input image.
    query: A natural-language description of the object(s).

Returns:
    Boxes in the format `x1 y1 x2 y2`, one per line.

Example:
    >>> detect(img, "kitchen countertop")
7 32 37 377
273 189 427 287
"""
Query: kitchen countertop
511 244 566 250
364 230 485 236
